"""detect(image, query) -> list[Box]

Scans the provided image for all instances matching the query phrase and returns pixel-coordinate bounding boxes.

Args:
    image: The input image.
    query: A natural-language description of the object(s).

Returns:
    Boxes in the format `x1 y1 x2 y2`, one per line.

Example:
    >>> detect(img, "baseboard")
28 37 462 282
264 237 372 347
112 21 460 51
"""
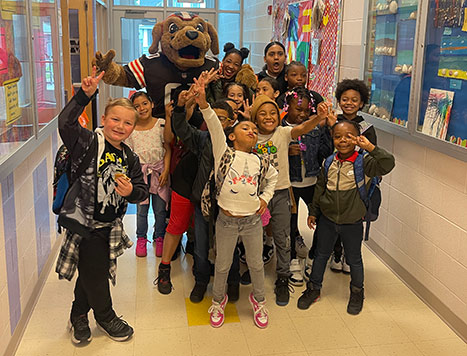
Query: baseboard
4 234 63 356
365 239 467 343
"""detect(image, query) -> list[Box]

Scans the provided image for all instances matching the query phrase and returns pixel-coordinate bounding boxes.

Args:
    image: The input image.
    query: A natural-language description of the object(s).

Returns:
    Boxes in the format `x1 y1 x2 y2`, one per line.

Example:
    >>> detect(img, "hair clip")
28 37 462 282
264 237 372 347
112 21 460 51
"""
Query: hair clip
283 103 289 112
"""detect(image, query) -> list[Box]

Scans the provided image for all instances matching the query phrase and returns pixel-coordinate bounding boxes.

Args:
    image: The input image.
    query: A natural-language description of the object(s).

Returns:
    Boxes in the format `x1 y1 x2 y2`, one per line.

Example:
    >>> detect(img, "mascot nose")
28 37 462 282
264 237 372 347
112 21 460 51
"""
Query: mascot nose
186 30 199 40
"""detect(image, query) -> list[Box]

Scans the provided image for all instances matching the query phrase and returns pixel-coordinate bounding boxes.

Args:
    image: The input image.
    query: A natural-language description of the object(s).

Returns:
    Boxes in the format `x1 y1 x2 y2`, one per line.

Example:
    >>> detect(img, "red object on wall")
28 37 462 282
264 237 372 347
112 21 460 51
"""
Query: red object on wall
267 5 272 15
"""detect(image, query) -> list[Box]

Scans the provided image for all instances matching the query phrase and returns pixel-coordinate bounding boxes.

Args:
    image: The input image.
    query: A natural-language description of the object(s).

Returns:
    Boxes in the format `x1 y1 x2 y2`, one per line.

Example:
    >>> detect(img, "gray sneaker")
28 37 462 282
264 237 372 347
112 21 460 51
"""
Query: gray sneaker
97 315 134 341
295 235 308 259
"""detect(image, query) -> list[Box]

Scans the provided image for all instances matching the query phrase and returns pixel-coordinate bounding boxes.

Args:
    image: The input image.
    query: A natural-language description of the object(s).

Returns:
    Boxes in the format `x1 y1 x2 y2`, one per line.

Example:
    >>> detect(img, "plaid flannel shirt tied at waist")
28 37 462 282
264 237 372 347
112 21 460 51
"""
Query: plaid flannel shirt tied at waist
55 218 133 286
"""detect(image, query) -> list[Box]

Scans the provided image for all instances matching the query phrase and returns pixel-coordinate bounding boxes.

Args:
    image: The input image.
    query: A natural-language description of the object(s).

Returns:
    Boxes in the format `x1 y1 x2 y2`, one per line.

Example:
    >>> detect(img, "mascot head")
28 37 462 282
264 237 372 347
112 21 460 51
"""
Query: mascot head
149 12 219 70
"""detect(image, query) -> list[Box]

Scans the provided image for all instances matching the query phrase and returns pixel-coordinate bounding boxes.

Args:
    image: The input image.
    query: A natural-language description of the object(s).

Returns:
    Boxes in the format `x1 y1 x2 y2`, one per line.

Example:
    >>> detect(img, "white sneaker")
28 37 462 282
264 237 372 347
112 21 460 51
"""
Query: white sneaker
342 255 350 273
330 254 343 272
289 259 304 286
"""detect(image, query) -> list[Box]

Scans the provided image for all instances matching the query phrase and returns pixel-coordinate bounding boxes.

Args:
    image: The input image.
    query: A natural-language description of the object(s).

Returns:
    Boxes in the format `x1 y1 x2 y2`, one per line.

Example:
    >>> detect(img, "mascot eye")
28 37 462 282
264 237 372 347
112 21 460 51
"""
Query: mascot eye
169 23 179 34
196 23 204 32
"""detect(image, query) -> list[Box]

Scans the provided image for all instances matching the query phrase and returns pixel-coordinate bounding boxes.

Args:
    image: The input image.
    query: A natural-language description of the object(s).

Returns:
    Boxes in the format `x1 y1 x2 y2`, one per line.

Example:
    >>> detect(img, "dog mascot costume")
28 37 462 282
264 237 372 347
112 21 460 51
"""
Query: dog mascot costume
93 12 220 117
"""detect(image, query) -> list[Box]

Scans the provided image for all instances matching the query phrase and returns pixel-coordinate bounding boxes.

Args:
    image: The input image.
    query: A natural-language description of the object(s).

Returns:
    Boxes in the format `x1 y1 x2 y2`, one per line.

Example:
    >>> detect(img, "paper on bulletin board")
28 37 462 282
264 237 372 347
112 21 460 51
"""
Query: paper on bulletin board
463 9 467 32
0 86 6 122
4 78 21 126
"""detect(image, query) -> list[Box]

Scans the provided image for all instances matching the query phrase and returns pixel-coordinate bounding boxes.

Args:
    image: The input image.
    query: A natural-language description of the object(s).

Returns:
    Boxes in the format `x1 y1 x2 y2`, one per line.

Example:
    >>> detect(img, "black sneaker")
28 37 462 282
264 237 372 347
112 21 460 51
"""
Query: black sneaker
190 282 207 303
297 287 321 310
227 283 240 302
240 270 251 285
347 286 364 315
262 244 274 265
69 314 92 344
154 263 173 294
274 276 293 306
97 315 134 341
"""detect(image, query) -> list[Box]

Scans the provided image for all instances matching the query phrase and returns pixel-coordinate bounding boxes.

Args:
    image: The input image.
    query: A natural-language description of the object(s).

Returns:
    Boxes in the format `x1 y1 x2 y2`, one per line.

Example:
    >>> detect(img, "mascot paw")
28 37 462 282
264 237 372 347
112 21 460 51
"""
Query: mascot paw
236 64 257 90
92 49 127 86
93 49 116 72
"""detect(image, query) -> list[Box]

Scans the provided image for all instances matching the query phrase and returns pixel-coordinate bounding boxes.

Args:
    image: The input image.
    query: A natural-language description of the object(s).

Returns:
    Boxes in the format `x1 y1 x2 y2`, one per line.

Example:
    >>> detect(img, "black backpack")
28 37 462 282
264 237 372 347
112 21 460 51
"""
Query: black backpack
52 138 96 215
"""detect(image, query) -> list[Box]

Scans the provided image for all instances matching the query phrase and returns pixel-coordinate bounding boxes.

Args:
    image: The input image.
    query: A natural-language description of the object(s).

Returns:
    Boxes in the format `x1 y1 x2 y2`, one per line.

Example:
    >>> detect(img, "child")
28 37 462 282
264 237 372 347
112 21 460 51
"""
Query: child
250 94 329 306
276 61 322 110
257 41 288 94
126 92 171 258
329 79 376 272
224 82 251 121
56 68 148 344
256 77 280 101
171 87 241 303
206 42 252 104
298 120 395 314
191 76 278 329
281 87 334 286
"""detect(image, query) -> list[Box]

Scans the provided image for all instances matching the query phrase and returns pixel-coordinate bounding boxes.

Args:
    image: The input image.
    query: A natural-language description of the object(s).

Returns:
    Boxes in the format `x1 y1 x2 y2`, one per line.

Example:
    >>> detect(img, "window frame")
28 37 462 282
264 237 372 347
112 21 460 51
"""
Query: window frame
360 0 467 162
0 0 63 181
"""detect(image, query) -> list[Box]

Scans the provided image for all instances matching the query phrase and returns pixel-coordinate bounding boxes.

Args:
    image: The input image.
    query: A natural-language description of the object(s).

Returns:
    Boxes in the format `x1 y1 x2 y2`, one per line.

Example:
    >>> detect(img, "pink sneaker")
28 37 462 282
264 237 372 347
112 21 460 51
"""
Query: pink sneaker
135 238 147 257
249 293 269 328
155 237 164 257
208 295 228 328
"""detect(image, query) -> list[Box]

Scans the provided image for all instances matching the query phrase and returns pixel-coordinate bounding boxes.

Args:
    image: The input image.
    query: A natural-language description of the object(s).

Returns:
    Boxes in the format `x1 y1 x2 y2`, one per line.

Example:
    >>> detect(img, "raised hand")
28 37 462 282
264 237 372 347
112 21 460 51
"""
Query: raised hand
82 66 105 98
165 100 174 118
238 98 252 121
93 50 116 73
316 101 331 120
192 76 208 109
177 87 195 107
326 107 337 127
349 134 375 152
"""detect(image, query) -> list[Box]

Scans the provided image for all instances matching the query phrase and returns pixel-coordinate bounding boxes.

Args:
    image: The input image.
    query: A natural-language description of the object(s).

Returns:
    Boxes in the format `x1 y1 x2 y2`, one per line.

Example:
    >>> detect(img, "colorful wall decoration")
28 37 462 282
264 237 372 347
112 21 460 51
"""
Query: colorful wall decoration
273 0 342 100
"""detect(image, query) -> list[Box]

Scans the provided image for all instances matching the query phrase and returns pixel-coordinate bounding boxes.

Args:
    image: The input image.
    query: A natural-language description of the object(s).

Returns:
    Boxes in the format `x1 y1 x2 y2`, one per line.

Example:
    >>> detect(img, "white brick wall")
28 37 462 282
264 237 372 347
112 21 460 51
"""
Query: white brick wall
340 0 467 328
243 0 273 72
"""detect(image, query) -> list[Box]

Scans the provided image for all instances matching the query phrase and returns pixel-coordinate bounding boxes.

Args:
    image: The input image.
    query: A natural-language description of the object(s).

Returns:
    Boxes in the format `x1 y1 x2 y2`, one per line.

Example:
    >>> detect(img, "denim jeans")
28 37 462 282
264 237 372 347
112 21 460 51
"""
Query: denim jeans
193 205 240 285
136 193 168 239
310 215 364 290
212 211 264 302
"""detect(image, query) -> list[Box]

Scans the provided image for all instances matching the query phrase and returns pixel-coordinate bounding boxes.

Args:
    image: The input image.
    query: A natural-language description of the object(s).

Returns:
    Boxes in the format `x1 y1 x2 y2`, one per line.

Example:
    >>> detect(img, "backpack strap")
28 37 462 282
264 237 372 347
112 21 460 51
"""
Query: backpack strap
323 153 335 183
353 153 368 205
73 134 97 183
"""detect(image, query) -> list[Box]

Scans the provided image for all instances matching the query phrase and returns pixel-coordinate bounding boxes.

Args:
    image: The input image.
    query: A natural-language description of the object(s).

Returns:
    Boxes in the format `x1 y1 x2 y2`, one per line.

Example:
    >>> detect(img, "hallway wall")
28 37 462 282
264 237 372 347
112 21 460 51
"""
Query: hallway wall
243 0 273 72
339 0 467 338
0 133 59 355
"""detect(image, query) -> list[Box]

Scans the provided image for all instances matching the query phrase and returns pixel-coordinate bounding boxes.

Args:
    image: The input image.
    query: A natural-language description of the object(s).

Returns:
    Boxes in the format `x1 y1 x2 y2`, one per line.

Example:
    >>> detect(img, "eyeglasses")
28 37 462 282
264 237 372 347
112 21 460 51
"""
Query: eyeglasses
218 116 233 122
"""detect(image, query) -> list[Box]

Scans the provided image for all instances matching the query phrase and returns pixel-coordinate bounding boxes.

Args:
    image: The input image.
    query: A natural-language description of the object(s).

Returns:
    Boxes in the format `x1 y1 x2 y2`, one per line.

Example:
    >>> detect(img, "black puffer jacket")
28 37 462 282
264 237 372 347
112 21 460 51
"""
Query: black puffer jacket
171 105 211 204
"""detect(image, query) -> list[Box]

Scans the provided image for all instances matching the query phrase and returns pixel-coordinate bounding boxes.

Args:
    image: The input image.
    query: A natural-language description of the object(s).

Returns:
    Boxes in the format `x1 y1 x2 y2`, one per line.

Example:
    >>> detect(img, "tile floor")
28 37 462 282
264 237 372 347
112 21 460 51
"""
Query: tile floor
14 204 467 356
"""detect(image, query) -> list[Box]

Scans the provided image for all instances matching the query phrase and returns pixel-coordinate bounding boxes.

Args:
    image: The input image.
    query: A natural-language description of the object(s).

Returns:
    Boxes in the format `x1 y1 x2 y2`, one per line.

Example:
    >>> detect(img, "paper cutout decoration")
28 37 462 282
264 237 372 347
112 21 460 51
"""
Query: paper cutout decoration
422 89 454 140
286 2 312 69
438 31 467 81
311 39 320 65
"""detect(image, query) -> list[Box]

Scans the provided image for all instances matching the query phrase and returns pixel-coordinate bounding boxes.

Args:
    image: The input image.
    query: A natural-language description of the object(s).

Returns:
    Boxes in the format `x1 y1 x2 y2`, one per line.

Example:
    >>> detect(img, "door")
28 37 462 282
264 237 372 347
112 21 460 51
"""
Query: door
111 10 165 99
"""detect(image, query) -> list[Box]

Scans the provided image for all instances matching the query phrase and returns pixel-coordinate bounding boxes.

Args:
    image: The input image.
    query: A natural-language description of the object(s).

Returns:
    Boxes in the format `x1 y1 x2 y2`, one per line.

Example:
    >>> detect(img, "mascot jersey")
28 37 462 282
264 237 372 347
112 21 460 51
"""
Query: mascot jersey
124 52 219 118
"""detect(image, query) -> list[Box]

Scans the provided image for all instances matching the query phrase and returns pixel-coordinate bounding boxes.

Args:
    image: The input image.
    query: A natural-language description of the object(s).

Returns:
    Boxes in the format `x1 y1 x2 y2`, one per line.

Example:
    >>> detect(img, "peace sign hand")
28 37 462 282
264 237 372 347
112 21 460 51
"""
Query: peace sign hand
82 66 105 98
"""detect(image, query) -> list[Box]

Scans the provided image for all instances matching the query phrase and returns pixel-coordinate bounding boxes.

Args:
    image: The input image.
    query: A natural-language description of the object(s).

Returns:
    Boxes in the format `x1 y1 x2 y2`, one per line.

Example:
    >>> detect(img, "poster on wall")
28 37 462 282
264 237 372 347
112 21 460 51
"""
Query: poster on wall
4 78 21 126
286 2 312 68
421 88 454 140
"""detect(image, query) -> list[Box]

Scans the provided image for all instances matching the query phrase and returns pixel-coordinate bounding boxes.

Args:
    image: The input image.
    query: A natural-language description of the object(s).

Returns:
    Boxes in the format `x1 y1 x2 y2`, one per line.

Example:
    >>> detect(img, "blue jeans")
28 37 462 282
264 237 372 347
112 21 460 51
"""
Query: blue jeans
136 193 168 240
194 205 240 285
310 215 364 290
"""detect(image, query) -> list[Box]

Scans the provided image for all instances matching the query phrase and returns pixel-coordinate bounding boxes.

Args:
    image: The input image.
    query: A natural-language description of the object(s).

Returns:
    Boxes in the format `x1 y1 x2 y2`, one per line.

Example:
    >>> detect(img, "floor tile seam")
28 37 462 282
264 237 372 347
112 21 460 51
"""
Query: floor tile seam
237 319 253 356
287 311 325 354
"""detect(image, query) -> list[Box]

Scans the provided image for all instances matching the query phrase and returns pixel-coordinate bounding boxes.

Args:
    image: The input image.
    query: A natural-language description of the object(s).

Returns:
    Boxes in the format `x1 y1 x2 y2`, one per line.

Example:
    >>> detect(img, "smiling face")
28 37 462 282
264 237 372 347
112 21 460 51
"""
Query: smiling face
132 95 154 121
332 122 359 159
101 106 137 148
287 97 311 125
226 84 245 105
256 80 279 100
264 44 286 76
255 102 279 134
286 65 307 89
222 52 242 80
339 89 363 119
229 121 259 151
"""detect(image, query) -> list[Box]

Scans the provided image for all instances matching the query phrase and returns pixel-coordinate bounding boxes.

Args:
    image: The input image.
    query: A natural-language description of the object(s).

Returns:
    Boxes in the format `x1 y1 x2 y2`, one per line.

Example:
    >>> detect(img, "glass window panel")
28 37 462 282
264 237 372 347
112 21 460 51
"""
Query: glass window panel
417 0 467 149
363 0 418 127
113 0 163 6
217 13 240 50
167 0 215 9
219 0 240 11
32 0 61 130
121 17 157 63
0 1 34 160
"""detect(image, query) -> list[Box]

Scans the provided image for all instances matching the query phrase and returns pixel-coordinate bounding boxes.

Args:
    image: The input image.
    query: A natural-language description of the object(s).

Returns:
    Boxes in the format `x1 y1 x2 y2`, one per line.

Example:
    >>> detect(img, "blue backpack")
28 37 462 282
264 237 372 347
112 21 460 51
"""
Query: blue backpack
323 152 382 241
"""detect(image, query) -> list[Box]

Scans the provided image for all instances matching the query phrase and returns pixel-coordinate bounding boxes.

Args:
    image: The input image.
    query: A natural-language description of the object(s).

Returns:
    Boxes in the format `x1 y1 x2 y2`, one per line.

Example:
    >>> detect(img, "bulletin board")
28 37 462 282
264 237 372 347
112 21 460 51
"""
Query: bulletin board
272 0 342 100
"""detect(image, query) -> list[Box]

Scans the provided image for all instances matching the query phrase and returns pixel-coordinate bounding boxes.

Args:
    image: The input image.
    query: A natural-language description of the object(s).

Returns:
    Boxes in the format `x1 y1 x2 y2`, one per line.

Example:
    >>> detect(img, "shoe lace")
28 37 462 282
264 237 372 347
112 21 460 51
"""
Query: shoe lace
153 268 173 289
276 278 295 293
253 302 268 320
137 238 148 245
73 315 89 330
208 303 223 319
108 315 129 332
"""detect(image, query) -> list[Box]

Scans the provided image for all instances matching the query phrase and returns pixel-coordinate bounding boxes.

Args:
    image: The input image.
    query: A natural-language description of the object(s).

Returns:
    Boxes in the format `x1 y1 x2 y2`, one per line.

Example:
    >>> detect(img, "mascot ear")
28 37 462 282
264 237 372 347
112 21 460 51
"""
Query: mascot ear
149 22 163 54
206 22 219 55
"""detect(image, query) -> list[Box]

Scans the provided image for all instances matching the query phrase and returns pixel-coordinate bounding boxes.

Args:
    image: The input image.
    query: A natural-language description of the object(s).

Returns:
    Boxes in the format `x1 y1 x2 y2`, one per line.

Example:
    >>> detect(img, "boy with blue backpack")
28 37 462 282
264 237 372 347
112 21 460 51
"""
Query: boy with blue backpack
298 120 394 315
